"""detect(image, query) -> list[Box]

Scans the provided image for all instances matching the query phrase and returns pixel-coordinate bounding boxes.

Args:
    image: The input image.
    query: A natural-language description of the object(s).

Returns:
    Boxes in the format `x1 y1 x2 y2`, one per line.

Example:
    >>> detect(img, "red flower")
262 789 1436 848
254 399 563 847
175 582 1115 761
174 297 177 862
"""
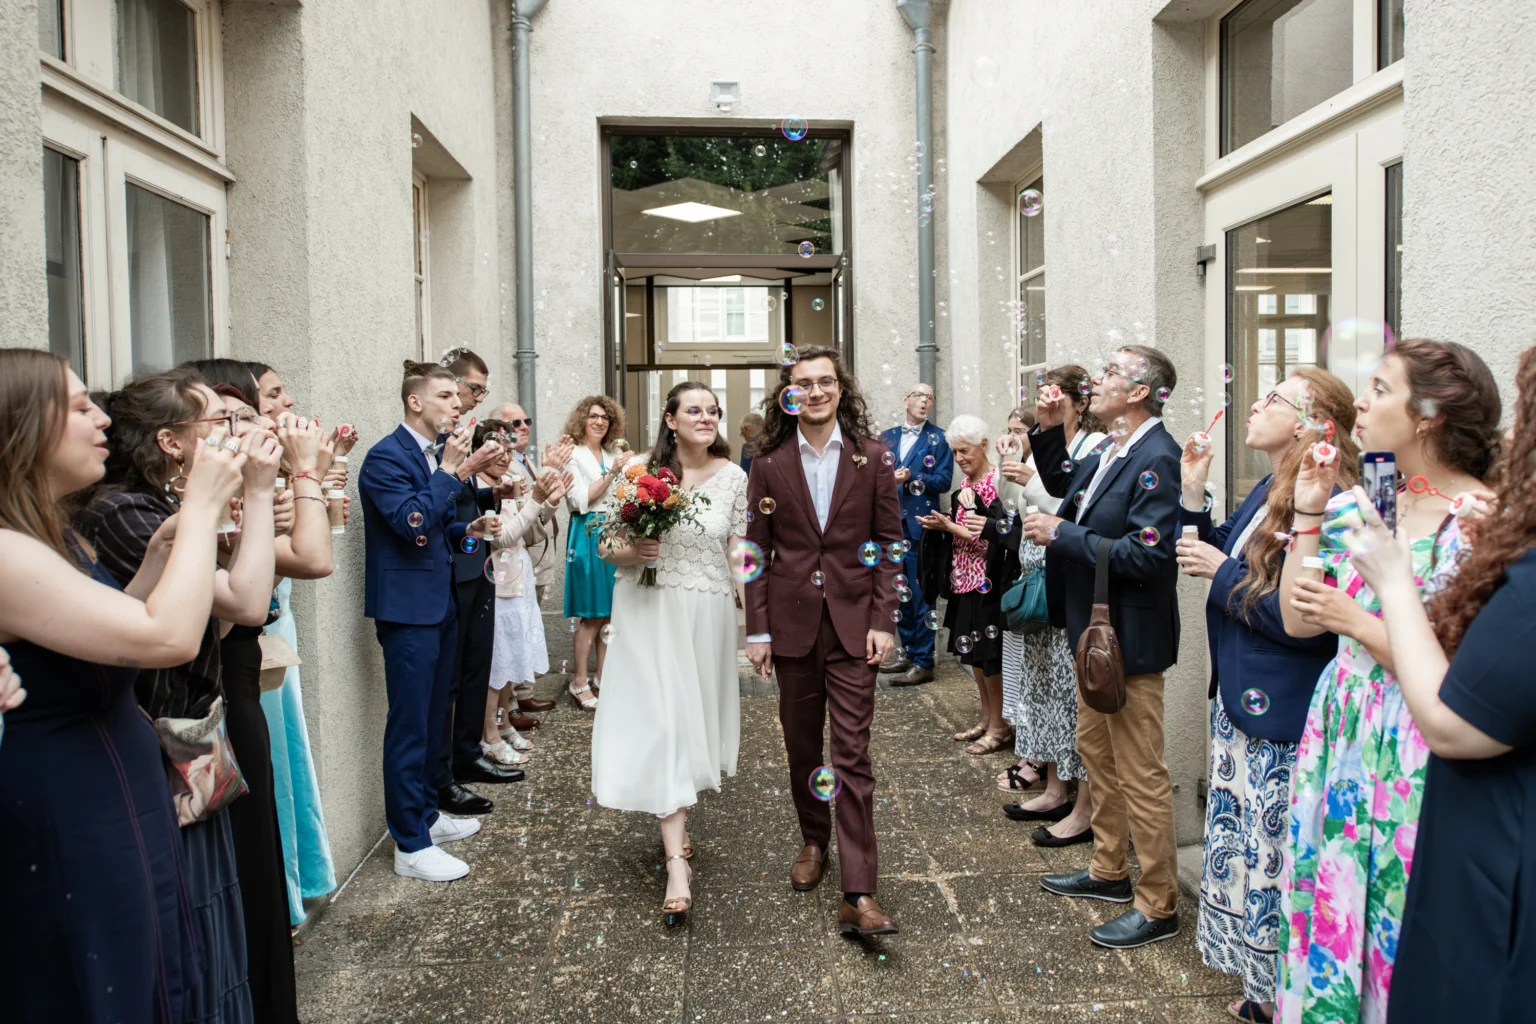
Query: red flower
618 501 640 523
657 467 678 485
634 485 653 504
638 474 663 491
648 479 671 503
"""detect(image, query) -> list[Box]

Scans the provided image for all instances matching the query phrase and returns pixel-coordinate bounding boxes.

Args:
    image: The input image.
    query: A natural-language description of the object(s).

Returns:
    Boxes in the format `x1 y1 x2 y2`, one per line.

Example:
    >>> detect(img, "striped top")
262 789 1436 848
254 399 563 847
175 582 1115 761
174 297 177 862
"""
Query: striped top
75 490 223 721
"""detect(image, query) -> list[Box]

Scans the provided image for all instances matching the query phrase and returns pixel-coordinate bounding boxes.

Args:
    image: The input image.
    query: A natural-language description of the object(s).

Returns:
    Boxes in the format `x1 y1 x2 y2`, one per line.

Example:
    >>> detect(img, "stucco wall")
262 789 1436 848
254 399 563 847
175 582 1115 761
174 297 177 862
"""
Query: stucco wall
0 0 45 350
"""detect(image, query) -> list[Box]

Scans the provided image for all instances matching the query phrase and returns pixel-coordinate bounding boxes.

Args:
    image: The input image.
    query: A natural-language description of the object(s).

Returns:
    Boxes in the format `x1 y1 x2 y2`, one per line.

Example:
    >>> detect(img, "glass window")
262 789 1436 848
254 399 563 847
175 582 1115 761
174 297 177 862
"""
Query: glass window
116 0 200 135
609 134 844 256
1226 194 1332 501
125 182 211 375
1015 176 1046 370
1221 0 1354 155
44 148 85 376
1379 0 1404 68
39 0 64 58
1385 161 1403 339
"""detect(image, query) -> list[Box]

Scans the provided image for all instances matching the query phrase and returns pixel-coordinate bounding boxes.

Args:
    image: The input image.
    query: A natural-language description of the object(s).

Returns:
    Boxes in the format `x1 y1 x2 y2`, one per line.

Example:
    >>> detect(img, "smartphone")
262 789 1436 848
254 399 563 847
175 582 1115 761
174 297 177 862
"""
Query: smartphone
1358 451 1398 534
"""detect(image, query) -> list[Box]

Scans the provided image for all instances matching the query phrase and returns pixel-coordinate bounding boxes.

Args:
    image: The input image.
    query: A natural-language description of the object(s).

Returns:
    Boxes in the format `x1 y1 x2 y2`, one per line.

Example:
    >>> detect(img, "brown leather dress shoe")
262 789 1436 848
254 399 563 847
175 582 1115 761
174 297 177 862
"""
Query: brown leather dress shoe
790 845 825 891
878 656 913 675
838 895 900 937
518 697 556 712
889 665 935 687
507 713 541 731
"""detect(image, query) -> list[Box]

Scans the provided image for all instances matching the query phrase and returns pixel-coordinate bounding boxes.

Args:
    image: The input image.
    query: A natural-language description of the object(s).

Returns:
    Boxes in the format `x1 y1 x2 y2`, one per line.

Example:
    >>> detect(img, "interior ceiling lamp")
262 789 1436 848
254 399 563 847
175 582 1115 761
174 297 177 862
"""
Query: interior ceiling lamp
710 81 740 112
642 201 742 223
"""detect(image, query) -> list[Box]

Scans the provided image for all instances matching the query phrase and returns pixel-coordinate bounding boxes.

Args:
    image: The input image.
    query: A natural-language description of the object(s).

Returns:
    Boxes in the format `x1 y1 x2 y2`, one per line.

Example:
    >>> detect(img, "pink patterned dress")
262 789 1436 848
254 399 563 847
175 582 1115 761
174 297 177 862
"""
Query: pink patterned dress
950 470 999 594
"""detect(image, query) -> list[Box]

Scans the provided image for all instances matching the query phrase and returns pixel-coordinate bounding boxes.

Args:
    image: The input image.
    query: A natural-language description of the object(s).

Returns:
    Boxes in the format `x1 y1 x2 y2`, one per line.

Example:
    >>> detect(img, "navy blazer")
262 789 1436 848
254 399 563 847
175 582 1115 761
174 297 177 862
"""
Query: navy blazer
451 478 498 584
359 424 472 625
1031 420 1182 677
880 422 954 543
1180 475 1338 743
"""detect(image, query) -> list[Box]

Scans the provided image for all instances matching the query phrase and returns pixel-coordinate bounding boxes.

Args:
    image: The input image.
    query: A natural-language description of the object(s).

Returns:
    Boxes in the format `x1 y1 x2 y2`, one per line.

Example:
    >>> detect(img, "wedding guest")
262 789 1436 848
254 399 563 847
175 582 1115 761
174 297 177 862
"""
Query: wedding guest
739 411 763 474
996 366 1106 845
593 382 749 925
562 395 631 710
0 350 245 1024
916 414 1018 754
1345 348 1534 1024
1025 345 1183 950
1275 339 1500 1023
880 382 953 687
1176 369 1358 1023
79 366 285 1022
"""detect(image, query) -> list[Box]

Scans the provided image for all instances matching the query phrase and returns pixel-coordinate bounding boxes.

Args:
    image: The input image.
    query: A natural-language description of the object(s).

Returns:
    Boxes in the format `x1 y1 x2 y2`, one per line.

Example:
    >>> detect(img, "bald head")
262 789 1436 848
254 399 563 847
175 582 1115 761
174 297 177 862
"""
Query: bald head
904 382 934 425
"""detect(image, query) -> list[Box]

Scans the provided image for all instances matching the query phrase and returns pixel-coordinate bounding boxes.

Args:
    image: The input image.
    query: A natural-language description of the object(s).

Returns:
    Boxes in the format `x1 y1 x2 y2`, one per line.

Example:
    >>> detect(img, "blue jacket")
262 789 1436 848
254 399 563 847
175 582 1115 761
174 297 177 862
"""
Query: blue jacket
880 422 954 543
452 478 498 584
1180 474 1338 743
359 424 471 625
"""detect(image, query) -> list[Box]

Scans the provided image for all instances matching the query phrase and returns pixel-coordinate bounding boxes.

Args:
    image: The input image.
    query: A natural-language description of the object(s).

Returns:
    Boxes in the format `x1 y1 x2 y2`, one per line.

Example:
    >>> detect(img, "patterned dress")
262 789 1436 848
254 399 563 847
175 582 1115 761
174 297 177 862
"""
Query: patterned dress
1275 504 1466 1024
1000 538 1084 779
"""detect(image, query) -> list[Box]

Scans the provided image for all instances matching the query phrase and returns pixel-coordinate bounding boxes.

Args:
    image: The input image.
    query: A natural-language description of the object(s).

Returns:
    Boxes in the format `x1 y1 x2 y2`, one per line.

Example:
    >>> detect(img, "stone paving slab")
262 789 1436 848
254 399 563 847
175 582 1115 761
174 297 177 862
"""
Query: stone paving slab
296 664 1235 1022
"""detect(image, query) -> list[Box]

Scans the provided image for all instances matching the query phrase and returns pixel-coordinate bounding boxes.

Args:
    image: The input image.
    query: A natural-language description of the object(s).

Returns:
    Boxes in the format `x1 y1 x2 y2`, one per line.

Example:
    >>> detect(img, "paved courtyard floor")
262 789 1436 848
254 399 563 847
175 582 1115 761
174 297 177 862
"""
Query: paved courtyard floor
296 663 1238 1023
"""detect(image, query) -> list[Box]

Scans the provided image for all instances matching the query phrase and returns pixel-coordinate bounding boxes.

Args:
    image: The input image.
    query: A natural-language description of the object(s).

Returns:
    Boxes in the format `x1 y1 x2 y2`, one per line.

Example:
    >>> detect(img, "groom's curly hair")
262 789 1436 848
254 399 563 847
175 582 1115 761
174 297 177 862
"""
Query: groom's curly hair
757 346 873 457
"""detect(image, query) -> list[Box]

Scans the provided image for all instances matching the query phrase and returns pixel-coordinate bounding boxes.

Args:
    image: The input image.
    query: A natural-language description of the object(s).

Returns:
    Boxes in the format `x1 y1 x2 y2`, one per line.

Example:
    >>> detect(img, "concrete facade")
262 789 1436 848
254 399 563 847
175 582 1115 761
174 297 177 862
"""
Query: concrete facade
3 0 1533 887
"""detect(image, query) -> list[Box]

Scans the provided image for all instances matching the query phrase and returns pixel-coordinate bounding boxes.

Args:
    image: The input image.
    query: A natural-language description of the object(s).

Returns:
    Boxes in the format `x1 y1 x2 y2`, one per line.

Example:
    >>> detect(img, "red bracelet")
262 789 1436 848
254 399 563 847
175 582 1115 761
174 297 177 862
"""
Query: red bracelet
1293 525 1321 536
292 470 320 484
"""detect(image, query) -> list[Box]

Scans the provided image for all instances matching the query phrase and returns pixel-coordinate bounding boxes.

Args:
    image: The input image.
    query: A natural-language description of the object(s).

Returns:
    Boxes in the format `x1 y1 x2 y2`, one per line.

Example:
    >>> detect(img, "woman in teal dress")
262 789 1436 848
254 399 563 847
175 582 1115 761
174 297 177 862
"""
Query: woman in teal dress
561 395 632 711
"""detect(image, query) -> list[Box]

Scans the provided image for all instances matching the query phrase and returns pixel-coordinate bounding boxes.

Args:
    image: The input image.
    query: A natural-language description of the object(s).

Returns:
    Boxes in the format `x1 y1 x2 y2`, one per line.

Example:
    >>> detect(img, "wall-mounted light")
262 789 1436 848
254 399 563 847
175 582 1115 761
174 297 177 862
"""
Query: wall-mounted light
710 81 740 112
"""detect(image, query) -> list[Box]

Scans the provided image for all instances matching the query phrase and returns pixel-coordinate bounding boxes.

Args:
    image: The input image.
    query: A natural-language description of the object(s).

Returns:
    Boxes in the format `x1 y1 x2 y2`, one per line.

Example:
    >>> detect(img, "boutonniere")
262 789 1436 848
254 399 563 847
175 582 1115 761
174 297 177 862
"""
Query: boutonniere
852 454 867 468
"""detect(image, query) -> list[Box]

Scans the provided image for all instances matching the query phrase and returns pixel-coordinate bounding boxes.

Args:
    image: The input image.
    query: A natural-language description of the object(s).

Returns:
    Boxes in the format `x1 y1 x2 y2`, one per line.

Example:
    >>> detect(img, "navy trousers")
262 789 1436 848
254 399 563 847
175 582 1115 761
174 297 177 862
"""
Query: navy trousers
376 610 458 853
434 575 496 790
896 539 935 668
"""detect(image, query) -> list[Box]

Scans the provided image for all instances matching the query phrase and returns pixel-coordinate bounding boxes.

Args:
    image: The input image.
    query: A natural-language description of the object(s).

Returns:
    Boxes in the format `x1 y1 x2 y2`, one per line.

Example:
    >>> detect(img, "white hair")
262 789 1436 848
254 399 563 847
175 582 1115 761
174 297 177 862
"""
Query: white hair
945 414 988 448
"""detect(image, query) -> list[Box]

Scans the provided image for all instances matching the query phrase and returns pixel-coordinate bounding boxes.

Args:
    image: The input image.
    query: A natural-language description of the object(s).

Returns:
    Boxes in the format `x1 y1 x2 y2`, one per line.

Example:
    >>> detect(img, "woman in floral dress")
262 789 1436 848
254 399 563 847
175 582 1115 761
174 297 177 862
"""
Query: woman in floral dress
1273 340 1501 1024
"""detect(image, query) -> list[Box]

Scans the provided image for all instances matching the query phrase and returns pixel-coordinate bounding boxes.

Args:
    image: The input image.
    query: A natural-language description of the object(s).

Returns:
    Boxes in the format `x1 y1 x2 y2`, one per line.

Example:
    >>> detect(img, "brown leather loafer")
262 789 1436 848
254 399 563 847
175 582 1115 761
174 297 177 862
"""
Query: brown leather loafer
507 713 541 731
518 697 556 712
838 895 900 937
790 845 825 891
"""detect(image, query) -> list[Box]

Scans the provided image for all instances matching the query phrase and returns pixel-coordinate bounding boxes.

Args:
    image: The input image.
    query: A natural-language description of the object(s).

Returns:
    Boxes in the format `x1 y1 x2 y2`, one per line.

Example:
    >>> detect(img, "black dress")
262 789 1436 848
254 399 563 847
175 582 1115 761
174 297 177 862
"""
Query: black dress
221 622 299 1024
1388 547 1536 1024
0 558 196 1024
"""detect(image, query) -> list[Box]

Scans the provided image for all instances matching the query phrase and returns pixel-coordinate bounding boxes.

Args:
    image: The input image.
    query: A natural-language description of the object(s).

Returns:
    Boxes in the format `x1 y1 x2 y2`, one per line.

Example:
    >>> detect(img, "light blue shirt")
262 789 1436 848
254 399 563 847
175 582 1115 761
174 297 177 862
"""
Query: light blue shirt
403 422 439 474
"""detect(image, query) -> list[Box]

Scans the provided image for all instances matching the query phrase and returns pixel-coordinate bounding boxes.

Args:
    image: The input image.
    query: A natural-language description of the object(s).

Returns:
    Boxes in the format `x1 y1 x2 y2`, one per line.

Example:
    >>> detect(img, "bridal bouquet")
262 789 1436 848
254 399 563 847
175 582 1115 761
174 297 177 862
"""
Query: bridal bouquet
592 461 711 586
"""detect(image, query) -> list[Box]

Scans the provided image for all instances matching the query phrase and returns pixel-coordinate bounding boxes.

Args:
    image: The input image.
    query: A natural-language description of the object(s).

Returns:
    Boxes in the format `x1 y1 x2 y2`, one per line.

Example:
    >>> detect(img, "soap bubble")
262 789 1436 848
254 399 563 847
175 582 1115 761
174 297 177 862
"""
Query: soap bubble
781 117 808 141
811 571 825 588
798 241 815 258
1138 471 1159 490
778 342 799 366
925 609 942 630
1078 378 1093 396
407 512 425 528
483 551 511 584
1241 688 1271 715
809 765 842 801
1139 526 1161 546
753 144 767 157
1018 189 1043 217
887 541 907 562
778 386 807 415
764 294 778 312
858 541 881 566
1073 490 1086 507
881 451 894 466
1220 364 1234 383
812 297 825 311
600 623 616 643
1003 498 1018 514
955 634 974 654
907 479 926 496
897 586 911 603
729 539 764 583
461 536 479 554
759 497 777 515
923 454 936 468
414 535 428 546
919 191 935 215
568 617 578 633
977 578 991 594
411 132 423 149
1156 386 1171 402
984 625 999 639
1061 460 1073 473
890 609 901 623
996 518 1012 534
894 574 908 588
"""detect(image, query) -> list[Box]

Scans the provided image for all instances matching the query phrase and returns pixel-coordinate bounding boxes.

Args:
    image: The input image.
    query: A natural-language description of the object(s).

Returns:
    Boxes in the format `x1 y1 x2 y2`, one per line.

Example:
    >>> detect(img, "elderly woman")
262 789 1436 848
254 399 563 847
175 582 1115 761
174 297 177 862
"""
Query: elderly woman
917 414 1020 755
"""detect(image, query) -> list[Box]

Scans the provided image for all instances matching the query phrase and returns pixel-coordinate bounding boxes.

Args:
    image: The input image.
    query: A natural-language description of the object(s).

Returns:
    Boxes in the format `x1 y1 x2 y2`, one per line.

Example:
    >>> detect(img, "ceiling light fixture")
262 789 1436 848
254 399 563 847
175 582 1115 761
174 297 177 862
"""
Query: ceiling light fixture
700 274 743 283
642 201 742 223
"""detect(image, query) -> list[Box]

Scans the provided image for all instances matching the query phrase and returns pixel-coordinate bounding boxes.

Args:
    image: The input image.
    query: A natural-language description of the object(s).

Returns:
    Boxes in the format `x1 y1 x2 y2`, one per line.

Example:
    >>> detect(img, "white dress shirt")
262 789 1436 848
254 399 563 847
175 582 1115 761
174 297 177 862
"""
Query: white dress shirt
897 420 924 462
403 422 440 475
1076 417 1161 522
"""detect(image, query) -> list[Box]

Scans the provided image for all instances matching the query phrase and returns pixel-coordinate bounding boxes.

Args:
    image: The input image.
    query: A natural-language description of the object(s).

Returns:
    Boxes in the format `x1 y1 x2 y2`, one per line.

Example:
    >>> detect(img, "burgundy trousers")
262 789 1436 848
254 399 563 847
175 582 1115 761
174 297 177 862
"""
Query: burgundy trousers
774 606 880 894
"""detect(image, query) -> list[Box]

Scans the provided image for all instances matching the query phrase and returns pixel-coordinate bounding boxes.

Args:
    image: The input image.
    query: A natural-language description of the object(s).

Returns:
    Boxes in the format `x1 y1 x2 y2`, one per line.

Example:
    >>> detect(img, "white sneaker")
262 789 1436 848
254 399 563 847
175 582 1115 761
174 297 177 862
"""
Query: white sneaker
394 845 469 882
428 813 482 845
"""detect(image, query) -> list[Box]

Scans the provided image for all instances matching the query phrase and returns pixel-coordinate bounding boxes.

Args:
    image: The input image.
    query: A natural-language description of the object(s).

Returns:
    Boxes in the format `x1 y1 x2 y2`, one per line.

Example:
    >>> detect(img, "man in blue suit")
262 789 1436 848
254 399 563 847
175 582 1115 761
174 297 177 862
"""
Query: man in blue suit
878 382 953 686
1023 344 1183 951
360 360 501 883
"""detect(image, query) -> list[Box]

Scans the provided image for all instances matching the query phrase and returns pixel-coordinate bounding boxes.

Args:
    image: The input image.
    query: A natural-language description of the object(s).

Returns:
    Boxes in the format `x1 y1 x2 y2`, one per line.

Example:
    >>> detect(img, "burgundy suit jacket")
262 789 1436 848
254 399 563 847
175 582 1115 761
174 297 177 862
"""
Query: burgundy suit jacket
744 430 904 658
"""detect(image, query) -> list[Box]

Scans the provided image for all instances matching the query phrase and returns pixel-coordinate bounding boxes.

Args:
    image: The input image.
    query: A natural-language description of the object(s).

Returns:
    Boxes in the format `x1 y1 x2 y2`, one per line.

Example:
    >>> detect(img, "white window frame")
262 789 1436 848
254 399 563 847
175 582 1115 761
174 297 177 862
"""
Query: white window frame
1011 170 1046 396
413 172 431 361
40 0 229 386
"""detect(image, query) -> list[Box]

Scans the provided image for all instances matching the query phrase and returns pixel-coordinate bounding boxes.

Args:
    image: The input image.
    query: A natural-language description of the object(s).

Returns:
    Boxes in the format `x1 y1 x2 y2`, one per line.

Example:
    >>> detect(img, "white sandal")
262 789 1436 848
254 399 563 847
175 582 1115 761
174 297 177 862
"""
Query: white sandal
498 726 532 751
568 681 598 711
481 740 528 765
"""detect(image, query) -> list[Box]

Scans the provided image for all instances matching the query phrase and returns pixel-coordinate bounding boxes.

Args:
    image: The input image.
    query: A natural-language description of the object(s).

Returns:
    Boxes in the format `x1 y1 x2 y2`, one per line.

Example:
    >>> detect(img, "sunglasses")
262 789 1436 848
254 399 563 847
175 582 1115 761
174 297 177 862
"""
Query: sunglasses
506 417 532 429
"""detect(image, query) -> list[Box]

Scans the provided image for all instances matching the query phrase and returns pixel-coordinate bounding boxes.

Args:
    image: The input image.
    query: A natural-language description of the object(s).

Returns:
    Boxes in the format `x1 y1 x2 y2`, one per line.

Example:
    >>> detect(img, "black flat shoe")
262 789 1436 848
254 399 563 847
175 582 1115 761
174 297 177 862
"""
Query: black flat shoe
1031 824 1093 847
455 756 526 784
1003 800 1072 822
1039 869 1132 903
1089 908 1179 949
437 783 493 815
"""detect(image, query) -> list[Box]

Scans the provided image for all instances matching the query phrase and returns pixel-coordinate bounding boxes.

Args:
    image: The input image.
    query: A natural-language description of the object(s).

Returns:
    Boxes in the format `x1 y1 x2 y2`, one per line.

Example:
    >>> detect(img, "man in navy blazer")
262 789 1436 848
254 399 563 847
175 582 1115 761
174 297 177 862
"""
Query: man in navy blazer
360 360 500 883
1023 344 1184 951
878 383 953 686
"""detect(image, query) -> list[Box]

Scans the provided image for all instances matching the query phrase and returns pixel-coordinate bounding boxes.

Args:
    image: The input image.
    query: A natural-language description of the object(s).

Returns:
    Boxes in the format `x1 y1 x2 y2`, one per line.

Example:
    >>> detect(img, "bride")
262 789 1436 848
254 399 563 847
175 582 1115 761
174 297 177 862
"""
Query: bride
591 380 748 926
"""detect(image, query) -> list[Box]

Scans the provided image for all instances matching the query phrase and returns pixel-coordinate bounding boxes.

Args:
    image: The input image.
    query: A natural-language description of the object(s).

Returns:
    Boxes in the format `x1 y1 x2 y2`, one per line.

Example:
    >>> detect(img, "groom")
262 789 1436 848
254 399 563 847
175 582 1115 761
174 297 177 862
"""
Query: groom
744 346 904 937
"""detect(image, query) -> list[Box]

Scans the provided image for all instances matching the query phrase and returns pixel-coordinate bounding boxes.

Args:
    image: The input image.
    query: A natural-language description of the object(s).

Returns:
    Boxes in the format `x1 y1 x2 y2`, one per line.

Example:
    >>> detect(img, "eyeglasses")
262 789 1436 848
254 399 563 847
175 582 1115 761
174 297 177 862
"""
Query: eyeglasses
175 411 261 431
907 391 933 401
1099 364 1133 382
680 405 721 419
1261 390 1300 413
506 418 531 428
792 377 840 394
587 411 611 422
455 377 489 400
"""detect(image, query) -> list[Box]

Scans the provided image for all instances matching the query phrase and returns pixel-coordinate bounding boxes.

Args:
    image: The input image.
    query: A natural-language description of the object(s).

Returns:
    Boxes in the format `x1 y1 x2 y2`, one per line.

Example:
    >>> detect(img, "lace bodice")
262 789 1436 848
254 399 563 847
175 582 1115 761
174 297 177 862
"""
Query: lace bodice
609 462 749 596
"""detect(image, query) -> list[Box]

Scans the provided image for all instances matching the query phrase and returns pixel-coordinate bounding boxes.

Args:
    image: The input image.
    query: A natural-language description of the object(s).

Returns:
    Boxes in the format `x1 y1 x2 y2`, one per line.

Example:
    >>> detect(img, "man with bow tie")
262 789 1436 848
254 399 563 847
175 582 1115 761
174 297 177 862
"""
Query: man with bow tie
878 383 953 686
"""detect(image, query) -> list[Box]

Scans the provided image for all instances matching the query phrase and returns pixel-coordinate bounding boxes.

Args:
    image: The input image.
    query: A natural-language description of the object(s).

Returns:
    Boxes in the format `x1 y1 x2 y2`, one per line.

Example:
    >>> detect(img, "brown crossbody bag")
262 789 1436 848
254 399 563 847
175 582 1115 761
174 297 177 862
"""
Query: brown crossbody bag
1074 536 1127 714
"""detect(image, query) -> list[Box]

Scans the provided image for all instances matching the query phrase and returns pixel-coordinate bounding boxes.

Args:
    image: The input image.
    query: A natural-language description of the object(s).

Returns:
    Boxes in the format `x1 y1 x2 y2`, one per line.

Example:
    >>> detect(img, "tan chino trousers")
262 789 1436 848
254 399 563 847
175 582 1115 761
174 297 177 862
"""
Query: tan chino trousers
1075 671 1179 920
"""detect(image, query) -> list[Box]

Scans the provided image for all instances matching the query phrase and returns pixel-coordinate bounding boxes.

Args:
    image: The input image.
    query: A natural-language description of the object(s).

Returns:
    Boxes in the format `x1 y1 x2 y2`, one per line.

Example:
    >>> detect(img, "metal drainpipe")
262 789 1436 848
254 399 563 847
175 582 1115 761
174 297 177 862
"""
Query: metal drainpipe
897 0 936 391
511 0 548 443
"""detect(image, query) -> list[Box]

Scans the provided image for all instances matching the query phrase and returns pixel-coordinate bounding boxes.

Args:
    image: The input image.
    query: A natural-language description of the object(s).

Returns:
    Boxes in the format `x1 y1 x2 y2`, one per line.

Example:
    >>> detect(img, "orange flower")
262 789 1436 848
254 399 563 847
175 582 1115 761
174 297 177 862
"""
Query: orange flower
623 461 646 482
662 492 681 510
614 482 634 502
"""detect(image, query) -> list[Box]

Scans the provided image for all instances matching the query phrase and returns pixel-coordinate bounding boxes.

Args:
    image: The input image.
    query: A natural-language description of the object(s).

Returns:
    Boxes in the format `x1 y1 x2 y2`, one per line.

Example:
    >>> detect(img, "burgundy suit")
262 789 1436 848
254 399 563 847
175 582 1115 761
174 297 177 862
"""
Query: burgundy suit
744 429 903 894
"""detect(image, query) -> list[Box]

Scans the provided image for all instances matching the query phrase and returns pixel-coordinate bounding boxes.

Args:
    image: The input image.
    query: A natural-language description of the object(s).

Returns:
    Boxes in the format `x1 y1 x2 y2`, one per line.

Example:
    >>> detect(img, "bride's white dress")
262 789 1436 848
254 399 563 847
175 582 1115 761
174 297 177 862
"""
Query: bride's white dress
590 462 749 816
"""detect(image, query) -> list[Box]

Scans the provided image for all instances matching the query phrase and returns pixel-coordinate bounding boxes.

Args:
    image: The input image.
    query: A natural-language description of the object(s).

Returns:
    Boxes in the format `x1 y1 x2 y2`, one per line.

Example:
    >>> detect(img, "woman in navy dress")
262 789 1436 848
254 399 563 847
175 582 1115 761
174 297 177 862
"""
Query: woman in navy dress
0 349 248 1023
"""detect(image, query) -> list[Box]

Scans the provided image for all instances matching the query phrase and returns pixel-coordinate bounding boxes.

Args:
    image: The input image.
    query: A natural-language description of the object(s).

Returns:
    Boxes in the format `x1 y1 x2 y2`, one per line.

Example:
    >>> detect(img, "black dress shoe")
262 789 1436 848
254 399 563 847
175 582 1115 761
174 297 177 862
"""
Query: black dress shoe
1039 869 1133 903
438 783 493 815
889 665 935 687
1031 824 1093 847
1003 800 1072 822
878 657 914 675
455 756 526 784
1089 908 1179 949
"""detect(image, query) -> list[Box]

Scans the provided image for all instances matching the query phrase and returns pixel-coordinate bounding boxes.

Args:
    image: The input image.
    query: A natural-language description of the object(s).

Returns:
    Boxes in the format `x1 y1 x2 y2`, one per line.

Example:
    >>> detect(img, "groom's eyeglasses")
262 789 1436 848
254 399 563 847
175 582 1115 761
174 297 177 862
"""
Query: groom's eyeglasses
792 377 839 394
